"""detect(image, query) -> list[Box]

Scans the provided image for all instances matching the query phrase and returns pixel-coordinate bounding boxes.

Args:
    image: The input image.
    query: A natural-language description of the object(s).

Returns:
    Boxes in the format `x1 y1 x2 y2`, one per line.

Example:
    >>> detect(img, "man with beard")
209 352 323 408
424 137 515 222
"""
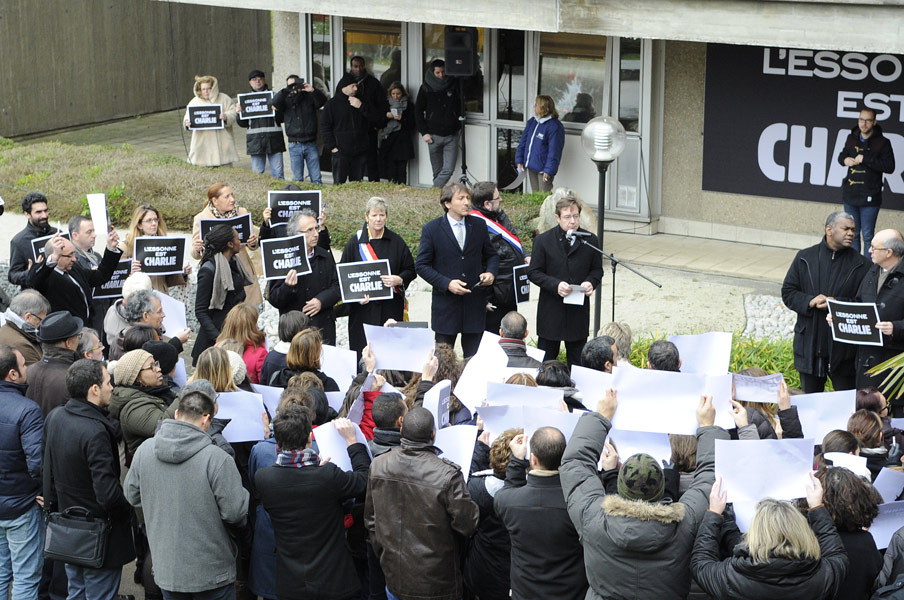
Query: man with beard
347 56 389 181
237 69 286 179
415 60 461 188
9 192 58 289
782 211 869 393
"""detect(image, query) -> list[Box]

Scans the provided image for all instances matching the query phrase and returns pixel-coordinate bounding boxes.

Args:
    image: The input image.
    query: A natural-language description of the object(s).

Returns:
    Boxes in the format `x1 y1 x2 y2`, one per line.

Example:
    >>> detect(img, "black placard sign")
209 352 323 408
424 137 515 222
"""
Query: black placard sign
133 236 185 276
31 232 69 262
187 104 224 130
267 190 322 226
703 44 904 208
92 260 132 299
259 234 311 280
513 263 530 305
199 214 253 246
827 299 884 346
337 260 392 303
238 91 275 120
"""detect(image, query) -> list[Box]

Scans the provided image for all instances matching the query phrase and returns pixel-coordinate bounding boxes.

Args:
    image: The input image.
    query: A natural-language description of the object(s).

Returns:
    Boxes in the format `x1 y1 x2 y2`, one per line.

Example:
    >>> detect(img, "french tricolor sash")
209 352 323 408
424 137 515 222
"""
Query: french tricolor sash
356 230 407 317
468 210 523 255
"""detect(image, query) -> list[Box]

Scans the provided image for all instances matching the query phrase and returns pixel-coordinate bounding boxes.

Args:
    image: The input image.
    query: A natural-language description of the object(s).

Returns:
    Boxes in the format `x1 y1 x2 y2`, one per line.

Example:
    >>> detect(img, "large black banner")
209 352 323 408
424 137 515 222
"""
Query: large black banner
268 190 322 226
703 45 904 209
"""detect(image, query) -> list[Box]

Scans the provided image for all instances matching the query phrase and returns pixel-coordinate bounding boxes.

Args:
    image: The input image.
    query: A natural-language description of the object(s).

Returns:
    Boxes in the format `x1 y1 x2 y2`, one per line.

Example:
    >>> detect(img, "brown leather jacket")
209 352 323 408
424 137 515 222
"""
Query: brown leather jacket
365 438 479 600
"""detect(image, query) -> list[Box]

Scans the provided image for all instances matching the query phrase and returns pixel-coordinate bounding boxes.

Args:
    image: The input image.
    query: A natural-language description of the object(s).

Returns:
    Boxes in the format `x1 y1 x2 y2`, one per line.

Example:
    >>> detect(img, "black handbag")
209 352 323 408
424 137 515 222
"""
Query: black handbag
43 506 110 568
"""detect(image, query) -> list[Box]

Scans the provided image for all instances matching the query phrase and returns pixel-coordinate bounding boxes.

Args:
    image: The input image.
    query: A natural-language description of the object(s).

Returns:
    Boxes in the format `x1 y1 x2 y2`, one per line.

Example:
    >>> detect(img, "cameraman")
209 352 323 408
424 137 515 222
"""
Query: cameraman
236 69 286 179
272 74 328 184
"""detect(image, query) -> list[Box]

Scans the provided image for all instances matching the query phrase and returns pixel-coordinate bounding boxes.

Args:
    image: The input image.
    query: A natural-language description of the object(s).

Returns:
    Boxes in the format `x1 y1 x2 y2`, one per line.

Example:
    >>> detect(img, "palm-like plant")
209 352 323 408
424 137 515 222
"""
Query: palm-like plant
868 352 904 399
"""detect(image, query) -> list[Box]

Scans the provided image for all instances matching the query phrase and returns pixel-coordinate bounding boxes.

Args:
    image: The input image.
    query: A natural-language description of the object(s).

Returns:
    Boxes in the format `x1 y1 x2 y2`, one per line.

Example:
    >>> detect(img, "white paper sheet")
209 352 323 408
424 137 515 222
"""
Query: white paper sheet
155 292 187 336
435 425 479 481
325 391 345 414
173 358 187 388
250 383 283 417
563 286 586 306
313 421 370 472
610 367 733 435
714 438 815 503
792 390 856 442
524 408 582 454
485 381 563 409
732 501 758 533
570 365 613 404
475 405 524 445
733 373 783 403
86 193 108 240
668 332 732 375
216 391 266 442
606 429 674 465
893 418 904 431
364 324 435 372
870 501 904 550
823 452 871 479
874 468 904 504
423 380 452 429
526 345 545 361
320 344 357 394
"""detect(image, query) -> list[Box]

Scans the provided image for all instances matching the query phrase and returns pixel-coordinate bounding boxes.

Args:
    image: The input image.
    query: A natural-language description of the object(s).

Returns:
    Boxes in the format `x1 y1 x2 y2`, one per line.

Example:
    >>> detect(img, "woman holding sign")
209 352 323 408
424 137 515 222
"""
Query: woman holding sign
191 183 263 305
339 197 416 355
183 75 239 167
120 204 191 294
193 225 253 365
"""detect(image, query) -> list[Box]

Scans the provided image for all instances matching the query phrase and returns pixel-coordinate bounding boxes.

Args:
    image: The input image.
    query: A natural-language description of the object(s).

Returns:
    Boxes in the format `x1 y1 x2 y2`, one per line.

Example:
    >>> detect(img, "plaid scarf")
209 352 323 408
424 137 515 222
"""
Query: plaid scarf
208 203 239 219
275 447 320 468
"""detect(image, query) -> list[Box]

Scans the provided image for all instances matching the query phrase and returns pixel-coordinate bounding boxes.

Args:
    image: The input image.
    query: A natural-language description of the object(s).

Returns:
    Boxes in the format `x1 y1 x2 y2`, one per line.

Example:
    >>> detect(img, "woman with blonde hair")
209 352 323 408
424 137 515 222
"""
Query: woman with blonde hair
515 95 565 193
692 475 847 599
216 303 268 384
120 204 191 293
269 328 339 391
191 182 263 305
183 75 239 167
188 346 238 393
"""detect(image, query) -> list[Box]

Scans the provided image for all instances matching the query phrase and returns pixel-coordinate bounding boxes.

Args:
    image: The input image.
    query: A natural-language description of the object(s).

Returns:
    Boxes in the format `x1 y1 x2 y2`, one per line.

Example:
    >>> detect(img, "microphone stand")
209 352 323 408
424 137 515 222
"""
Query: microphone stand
568 234 662 322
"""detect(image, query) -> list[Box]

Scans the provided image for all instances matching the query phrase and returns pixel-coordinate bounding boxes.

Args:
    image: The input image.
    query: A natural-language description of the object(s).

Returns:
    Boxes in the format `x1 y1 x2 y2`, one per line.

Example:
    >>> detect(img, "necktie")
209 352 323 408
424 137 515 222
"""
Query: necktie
455 222 465 249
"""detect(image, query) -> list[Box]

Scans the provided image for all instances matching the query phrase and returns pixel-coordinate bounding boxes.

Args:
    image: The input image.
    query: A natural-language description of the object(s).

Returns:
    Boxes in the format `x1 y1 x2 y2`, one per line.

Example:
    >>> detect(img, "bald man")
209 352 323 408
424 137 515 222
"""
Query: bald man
25 231 122 324
855 228 904 396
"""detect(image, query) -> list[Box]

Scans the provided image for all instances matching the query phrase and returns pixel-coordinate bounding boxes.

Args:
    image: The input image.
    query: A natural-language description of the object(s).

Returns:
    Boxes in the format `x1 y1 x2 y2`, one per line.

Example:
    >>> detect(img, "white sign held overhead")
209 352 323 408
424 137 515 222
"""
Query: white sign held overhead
792 390 856 442
423 380 452 430
216 391 267 443
86 193 108 239
363 324 435 372
714 438 815 504
668 332 733 375
435 425 479 482
313 421 371 472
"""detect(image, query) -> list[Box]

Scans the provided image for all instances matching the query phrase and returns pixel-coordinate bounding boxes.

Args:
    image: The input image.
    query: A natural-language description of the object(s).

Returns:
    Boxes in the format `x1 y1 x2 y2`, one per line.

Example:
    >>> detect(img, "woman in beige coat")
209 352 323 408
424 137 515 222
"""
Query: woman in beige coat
183 75 239 167
191 182 263 305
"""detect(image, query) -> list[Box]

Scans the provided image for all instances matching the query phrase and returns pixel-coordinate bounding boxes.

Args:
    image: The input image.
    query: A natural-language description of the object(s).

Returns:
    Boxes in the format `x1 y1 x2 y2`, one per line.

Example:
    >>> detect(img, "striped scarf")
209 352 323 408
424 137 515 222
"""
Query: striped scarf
275 447 320 468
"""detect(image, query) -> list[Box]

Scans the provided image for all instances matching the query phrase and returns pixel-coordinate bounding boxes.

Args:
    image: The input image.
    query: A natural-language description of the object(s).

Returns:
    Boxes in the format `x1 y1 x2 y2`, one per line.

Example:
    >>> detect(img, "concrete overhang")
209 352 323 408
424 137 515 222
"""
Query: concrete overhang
159 0 904 52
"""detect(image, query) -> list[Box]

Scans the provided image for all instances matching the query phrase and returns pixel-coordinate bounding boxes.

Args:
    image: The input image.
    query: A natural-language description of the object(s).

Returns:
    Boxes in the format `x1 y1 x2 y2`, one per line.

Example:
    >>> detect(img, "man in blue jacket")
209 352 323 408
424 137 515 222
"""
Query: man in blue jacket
0 345 43 600
415 183 499 358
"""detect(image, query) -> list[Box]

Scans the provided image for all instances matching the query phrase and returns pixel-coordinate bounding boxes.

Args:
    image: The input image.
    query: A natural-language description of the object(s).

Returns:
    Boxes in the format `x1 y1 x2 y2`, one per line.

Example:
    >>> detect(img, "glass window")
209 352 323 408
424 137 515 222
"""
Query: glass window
496 127 522 190
311 15 332 97
497 30 525 121
619 38 642 132
423 25 485 114
539 32 606 125
343 18 402 87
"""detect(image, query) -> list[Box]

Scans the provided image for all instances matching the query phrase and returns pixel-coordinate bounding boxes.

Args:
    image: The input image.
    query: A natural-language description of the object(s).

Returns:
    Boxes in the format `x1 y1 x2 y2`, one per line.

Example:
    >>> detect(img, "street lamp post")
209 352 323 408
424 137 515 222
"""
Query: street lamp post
580 116 626 334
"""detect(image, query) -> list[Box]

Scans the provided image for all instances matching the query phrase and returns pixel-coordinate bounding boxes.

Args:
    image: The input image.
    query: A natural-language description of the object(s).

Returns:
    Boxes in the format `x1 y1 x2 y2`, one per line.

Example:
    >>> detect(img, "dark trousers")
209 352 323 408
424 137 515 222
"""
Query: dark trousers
484 300 516 336
538 337 586 368
161 583 234 600
799 370 857 394
436 332 481 359
385 160 408 185
332 151 366 184
365 130 381 182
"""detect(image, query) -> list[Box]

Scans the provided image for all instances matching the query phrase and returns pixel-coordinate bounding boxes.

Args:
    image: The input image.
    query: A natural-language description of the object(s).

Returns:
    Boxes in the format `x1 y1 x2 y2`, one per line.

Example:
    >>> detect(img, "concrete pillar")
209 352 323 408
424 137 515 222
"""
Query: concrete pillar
272 11 301 82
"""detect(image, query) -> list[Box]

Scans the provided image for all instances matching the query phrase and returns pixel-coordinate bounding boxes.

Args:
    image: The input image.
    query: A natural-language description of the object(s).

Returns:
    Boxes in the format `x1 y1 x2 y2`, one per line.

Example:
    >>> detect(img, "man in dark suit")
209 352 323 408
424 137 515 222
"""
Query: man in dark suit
415 183 499 358
25 231 122 325
527 195 603 366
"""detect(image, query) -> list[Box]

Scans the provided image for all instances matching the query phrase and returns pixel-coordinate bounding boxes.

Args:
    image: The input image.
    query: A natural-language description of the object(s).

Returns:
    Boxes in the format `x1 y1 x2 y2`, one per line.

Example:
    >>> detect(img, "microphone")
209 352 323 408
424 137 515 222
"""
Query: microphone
566 230 592 238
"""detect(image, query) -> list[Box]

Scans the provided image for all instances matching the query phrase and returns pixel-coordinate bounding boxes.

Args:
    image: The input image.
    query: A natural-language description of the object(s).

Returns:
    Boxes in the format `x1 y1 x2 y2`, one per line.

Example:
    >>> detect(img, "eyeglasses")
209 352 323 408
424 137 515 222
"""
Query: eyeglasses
141 361 161 372
870 245 890 252
141 218 159 225
89 345 104 352
558 214 580 221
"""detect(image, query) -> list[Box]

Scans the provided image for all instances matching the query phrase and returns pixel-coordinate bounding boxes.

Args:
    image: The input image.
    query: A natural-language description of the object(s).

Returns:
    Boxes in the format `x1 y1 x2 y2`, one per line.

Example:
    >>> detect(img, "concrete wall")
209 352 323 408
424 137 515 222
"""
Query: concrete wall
1 0 272 138
660 41 904 249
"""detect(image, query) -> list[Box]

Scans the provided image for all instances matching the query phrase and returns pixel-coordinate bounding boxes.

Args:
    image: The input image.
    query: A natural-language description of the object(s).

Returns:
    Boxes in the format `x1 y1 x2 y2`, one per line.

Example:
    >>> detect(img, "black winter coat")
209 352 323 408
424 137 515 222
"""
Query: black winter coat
43 397 136 570
472 207 526 308
26 345 79 417
267 246 340 346
255 443 371 600
414 80 461 136
267 366 339 391
193 257 247 364
837 529 882 600
495 458 587 600
236 84 287 155
855 260 904 386
8 221 57 288
321 91 384 155
339 227 416 353
837 124 896 207
380 107 416 162
691 507 847 600
463 473 511 600
527 227 603 342
342 73 389 131
26 247 123 323
782 239 869 378
271 85 327 143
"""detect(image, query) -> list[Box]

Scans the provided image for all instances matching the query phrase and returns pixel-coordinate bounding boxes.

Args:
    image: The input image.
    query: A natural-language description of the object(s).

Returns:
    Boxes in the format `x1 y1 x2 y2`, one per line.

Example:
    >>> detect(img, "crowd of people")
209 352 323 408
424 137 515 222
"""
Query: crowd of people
183 58 567 192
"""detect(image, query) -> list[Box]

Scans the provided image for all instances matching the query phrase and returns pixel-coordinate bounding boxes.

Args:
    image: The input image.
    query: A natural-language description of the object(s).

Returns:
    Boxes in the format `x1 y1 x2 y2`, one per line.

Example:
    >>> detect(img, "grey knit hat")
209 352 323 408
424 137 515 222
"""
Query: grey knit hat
617 453 665 502
115 349 153 386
